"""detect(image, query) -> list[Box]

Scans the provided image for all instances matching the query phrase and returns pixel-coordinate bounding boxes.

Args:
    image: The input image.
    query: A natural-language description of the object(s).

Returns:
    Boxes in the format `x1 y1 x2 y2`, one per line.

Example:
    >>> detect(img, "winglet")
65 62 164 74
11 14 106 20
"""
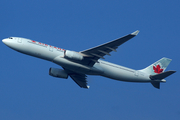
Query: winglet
131 30 139 36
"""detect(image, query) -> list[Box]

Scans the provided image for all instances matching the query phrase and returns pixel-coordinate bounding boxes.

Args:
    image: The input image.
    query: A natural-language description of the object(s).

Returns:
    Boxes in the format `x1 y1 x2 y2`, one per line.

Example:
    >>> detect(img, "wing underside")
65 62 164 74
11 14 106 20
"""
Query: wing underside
80 30 139 66
70 74 89 89
63 68 89 88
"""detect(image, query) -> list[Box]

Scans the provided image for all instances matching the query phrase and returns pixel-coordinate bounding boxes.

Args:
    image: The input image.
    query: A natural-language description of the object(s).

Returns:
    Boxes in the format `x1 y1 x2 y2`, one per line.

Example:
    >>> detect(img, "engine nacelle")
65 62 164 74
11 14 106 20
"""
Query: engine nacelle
49 68 68 79
64 50 83 60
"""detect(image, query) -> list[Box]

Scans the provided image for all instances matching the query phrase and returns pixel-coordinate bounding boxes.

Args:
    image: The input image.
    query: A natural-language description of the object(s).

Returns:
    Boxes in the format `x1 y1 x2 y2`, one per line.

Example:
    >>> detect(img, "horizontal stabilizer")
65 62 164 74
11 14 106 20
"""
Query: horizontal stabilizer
151 81 160 89
150 70 176 80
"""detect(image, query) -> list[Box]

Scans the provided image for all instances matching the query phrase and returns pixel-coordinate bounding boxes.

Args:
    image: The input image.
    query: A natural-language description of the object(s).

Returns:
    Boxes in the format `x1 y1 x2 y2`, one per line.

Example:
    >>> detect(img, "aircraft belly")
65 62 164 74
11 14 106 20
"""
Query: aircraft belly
52 56 104 75
99 61 151 82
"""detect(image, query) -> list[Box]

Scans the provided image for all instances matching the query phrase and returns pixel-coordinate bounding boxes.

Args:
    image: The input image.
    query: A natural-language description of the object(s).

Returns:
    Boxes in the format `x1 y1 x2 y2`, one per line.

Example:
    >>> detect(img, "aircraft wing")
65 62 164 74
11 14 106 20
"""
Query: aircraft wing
80 30 139 66
63 68 89 88
70 73 89 89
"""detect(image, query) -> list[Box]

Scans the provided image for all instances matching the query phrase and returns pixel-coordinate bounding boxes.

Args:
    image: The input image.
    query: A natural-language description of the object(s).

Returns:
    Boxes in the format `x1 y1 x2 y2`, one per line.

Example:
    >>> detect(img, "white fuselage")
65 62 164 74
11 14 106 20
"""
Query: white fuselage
2 37 151 83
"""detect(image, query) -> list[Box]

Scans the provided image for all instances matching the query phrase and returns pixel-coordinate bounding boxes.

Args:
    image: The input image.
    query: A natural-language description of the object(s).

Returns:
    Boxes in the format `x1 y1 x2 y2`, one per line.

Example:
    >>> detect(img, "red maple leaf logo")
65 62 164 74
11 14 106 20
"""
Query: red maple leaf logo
153 64 163 74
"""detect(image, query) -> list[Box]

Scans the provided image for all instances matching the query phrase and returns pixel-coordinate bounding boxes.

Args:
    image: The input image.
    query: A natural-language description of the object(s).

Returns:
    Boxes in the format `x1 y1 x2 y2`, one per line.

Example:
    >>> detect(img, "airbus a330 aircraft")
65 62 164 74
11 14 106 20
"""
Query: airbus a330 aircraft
2 30 176 89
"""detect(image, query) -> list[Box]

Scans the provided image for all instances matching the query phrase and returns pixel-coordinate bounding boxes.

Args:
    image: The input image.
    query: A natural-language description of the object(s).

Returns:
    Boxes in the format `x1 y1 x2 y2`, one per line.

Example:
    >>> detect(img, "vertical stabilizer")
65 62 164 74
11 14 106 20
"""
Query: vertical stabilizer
139 57 175 89
140 57 172 75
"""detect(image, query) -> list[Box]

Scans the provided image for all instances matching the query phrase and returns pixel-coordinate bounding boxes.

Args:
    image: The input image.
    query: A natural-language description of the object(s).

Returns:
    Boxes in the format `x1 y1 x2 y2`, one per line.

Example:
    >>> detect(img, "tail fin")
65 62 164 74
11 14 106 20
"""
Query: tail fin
140 57 176 89
140 57 172 75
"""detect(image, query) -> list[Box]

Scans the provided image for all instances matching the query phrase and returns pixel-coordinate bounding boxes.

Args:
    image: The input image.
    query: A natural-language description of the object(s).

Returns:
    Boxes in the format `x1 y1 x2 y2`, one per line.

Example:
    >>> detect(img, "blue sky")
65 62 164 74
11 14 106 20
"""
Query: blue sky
0 0 180 120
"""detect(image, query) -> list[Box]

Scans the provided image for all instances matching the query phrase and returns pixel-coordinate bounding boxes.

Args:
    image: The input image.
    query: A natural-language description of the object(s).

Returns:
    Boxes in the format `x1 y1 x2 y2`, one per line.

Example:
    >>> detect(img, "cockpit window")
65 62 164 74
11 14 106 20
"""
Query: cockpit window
9 37 13 39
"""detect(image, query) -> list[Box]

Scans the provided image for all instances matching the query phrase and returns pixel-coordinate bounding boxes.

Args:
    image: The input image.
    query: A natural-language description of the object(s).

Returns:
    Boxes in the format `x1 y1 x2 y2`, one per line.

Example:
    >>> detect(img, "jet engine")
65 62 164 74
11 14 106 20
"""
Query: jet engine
64 50 83 60
49 68 68 79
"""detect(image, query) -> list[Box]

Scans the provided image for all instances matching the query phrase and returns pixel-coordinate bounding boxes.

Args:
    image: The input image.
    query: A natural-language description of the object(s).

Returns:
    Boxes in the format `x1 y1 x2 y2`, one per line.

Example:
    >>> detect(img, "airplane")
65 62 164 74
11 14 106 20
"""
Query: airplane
2 30 176 89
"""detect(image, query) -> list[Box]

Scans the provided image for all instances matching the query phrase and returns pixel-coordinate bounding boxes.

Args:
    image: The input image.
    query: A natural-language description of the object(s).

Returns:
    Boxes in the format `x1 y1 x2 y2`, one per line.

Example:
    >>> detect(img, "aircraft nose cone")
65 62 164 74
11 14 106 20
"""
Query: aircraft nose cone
2 39 11 46
2 38 22 50
2 39 6 44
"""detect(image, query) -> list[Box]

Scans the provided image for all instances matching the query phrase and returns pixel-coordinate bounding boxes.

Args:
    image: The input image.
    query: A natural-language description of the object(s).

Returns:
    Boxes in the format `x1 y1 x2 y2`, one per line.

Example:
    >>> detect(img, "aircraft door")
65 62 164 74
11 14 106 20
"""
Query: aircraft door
17 38 22 43
49 46 53 52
